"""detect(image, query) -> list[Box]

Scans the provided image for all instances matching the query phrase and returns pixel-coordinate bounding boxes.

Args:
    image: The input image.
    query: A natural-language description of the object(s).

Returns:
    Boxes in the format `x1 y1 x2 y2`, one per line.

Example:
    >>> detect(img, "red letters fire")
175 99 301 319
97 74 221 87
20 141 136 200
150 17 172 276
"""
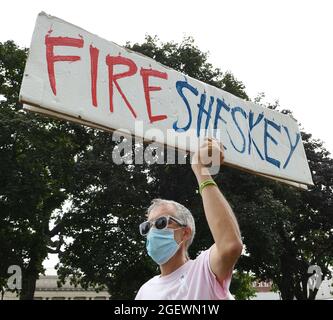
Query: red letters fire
45 33 168 123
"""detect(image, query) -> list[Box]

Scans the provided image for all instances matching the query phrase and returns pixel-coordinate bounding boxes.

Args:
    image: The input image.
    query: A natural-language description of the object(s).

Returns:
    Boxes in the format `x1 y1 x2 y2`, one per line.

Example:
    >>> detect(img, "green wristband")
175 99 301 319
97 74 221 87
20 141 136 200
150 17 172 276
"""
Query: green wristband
199 179 217 195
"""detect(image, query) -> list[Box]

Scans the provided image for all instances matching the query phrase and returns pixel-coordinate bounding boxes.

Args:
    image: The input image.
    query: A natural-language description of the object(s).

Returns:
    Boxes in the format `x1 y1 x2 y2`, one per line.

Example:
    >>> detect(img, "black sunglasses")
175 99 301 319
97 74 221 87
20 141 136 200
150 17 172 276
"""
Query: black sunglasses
139 215 187 236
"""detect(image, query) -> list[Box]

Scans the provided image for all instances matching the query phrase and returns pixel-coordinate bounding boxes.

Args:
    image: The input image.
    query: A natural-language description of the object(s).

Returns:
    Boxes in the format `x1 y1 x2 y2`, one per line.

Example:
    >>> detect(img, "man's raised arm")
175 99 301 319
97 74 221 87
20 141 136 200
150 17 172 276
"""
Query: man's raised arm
191 139 243 282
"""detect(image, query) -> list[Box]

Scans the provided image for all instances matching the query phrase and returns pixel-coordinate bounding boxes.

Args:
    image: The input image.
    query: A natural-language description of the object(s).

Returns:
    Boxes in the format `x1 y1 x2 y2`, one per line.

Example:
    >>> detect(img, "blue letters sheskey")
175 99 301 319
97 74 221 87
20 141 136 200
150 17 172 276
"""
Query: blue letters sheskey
173 80 300 170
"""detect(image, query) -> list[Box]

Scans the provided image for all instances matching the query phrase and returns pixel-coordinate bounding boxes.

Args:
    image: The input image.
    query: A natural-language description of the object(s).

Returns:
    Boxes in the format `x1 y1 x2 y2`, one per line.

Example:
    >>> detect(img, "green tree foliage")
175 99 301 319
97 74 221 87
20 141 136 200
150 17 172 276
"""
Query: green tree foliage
230 271 257 300
0 41 90 299
57 131 158 298
127 35 248 100
56 35 251 299
1 37 332 300
223 98 333 299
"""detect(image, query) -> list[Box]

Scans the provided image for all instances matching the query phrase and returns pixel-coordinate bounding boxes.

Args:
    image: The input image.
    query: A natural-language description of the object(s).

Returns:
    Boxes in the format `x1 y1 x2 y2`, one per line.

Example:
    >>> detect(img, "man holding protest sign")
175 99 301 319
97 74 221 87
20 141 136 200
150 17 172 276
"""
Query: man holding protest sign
21 13 313 189
135 138 243 300
18 12 314 300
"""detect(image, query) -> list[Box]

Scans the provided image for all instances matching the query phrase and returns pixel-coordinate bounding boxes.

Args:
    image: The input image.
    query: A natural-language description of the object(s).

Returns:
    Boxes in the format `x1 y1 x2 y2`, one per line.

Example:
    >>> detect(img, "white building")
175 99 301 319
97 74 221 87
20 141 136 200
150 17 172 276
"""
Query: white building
2 275 110 300
251 279 333 300
2 276 332 300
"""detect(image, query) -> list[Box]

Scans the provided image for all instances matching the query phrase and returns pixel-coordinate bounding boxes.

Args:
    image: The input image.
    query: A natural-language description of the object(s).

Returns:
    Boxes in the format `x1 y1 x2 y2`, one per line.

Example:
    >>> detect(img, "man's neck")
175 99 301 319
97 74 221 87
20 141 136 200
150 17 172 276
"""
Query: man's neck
160 251 188 277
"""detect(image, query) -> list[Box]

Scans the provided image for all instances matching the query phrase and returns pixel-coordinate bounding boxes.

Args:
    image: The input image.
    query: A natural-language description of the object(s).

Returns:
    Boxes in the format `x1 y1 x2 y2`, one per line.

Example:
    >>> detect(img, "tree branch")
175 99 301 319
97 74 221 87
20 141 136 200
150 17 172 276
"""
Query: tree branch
47 236 64 254
48 221 64 237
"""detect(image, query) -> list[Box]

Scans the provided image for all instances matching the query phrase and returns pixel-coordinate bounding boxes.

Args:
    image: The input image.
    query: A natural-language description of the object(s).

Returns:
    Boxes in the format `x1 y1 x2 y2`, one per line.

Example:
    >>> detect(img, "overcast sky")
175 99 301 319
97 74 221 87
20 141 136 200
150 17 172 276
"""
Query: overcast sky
1 0 332 273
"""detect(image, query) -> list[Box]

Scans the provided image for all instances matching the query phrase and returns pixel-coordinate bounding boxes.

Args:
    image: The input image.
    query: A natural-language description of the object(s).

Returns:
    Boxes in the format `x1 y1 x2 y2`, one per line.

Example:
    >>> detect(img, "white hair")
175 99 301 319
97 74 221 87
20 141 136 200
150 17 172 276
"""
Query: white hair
147 198 196 257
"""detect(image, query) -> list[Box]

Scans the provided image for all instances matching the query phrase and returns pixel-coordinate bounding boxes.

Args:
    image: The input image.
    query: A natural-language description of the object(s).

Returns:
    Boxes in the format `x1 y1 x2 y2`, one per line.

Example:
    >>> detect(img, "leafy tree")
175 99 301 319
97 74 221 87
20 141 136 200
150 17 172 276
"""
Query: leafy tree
1 37 332 301
57 132 158 299
224 99 333 299
0 41 90 299
56 35 251 298
56 36 333 300
230 271 257 300
127 35 248 100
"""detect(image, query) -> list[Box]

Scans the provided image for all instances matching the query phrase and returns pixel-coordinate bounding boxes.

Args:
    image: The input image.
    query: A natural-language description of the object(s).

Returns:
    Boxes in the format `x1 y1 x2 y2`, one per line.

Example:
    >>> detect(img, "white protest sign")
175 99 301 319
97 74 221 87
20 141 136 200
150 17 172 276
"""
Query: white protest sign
20 12 313 187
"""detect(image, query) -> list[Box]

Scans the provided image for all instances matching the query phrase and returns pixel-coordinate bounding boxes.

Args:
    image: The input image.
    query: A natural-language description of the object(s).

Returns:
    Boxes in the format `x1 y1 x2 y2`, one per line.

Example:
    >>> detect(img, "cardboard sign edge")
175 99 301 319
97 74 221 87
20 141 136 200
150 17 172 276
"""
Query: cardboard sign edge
22 103 310 190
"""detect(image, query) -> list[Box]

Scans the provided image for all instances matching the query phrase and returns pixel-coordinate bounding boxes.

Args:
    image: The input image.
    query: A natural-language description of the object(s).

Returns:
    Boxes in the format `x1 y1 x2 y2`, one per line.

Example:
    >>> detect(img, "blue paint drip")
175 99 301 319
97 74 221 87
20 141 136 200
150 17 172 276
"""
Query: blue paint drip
173 81 198 132
206 96 214 133
228 107 247 154
283 126 300 169
213 98 230 150
196 93 214 137
214 98 230 128
248 111 264 160
264 118 281 168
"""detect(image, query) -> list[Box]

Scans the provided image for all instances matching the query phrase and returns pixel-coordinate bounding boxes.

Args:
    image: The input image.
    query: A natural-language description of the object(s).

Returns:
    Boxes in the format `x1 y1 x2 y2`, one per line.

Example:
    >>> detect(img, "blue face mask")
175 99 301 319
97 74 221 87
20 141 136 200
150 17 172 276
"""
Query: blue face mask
146 228 183 265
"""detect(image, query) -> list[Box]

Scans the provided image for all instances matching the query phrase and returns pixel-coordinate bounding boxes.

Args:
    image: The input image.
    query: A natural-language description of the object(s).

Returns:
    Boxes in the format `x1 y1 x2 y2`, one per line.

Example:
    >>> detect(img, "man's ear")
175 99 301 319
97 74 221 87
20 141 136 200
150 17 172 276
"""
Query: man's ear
184 226 191 241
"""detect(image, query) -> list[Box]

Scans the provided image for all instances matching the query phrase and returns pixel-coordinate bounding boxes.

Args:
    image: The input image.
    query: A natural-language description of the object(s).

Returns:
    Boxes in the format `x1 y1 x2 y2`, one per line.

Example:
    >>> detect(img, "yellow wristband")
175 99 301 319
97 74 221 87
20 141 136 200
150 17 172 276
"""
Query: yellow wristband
199 179 217 195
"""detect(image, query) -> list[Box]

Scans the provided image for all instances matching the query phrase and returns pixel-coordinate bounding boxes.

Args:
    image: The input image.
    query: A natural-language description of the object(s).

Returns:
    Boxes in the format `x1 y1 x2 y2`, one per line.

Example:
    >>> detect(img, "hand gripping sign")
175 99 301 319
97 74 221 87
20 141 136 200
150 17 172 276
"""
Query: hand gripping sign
20 12 313 189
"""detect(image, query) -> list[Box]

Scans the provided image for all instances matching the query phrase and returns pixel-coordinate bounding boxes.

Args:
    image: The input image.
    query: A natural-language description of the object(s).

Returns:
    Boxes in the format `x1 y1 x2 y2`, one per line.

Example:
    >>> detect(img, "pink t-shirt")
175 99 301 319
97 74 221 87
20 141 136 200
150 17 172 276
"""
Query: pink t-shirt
135 247 234 300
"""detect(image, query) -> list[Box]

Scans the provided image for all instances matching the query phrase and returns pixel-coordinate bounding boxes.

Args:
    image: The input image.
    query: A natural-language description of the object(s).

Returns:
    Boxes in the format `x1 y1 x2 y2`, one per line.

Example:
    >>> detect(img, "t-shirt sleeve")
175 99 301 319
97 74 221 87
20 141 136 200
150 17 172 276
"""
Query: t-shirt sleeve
196 247 233 300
